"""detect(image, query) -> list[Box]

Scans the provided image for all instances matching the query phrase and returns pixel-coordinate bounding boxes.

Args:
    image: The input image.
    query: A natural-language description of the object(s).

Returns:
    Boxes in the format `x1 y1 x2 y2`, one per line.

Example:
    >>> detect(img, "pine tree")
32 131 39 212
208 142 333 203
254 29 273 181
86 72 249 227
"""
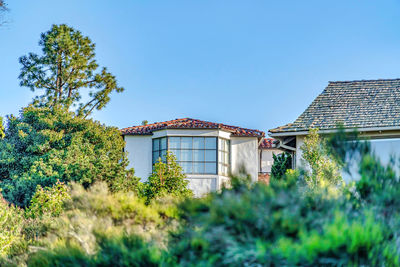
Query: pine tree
19 24 124 118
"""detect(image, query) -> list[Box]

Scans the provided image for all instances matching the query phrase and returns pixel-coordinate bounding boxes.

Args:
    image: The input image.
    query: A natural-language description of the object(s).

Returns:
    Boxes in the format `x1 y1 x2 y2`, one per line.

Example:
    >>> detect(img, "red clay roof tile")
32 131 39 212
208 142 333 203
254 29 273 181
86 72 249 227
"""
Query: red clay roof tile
120 118 265 137
259 138 278 149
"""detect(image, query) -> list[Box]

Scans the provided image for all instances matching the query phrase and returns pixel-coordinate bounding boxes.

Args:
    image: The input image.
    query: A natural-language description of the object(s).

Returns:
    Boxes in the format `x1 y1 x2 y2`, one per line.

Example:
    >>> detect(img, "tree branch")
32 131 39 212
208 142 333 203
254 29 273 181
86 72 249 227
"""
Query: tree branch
20 61 55 91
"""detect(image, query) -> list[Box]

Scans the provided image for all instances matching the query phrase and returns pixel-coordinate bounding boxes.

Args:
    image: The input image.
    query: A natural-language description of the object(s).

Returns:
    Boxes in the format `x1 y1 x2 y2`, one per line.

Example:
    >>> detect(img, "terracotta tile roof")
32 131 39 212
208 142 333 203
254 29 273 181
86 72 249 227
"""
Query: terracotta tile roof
269 78 400 134
259 138 278 149
121 118 265 137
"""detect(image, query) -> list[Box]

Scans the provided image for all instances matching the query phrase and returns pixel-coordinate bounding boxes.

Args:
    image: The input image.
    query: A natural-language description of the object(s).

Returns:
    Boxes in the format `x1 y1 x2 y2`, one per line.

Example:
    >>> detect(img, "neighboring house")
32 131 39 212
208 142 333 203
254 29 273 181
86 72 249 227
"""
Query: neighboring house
269 78 400 170
258 138 282 183
121 118 278 196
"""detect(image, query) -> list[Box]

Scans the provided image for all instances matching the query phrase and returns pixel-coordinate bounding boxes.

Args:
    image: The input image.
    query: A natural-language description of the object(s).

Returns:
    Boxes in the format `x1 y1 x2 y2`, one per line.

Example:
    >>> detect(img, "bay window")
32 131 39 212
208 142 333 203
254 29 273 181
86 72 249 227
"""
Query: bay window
152 136 230 175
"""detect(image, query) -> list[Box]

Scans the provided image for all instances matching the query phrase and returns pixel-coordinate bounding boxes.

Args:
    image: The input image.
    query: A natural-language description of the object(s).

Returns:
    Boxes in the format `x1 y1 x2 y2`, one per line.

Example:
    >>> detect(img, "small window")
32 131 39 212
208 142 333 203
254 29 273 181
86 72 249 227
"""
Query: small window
218 138 230 176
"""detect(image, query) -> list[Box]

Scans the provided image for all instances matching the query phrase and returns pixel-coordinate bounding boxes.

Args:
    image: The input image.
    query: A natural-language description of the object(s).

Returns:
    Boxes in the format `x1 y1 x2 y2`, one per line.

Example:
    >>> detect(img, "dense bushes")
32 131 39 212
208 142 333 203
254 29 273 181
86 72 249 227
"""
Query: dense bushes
0 182 178 266
169 175 397 266
0 106 138 207
0 198 25 258
28 234 163 267
35 182 178 255
2 118 400 266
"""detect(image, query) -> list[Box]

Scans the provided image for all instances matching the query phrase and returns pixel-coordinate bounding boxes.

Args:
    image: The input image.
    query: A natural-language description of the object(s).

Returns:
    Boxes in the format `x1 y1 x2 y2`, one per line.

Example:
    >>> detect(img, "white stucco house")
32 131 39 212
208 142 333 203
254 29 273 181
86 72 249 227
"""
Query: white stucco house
269 78 400 171
121 118 281 196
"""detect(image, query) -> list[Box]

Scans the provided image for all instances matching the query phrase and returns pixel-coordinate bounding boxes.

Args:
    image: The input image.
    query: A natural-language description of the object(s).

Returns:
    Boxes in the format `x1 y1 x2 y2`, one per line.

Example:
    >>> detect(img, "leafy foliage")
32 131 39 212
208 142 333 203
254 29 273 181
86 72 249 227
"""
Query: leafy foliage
270 152 292 179
25 181 70 219
169 172 398 266
28 234 163 267
0 198 25 258
36 182 177 254
19 24 124 118
144 152 193 203
3 132 400 265
25 182 176 266
0 106 138 207
301 128 343 189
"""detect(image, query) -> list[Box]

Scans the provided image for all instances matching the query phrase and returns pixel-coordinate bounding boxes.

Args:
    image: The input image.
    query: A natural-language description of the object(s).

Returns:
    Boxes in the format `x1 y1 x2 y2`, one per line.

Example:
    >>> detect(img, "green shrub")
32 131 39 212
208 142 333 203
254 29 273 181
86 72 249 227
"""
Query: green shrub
27 243 90 267
274 210 389 265
270 152 292 179
32 182 177 256
27 234 163 267
25 181 70 219
0 106 139 207
144 152 193 204
169 169 397 266
0 197 26 258
301 128 343 189
26 182 176 266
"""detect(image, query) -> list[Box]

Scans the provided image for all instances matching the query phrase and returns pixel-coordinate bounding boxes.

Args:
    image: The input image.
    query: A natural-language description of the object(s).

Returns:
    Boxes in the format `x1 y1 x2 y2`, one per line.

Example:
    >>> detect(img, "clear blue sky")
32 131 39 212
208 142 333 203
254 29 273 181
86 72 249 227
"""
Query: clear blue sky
1 1 400 133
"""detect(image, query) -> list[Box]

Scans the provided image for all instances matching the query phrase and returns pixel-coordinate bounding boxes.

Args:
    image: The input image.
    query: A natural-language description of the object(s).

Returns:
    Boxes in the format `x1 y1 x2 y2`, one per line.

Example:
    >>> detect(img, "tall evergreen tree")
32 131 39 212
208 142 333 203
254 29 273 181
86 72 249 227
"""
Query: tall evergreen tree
19 24 124 118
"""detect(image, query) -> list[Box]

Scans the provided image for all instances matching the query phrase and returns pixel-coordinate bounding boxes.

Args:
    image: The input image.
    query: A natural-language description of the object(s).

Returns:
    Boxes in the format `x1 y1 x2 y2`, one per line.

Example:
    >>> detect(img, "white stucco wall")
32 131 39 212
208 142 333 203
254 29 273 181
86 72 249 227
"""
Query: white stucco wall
124 130 261 195
186 175 217 197
231 137 259 182
124 135 153 181
260 149 283 173
295 135 305 168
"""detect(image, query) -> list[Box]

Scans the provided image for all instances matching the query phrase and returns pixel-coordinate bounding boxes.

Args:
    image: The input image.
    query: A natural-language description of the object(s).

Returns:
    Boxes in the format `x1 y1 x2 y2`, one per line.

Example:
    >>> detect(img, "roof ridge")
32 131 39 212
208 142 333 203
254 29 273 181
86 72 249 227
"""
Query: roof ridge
121 118 264 137
269 78 400 134
328 78 400 84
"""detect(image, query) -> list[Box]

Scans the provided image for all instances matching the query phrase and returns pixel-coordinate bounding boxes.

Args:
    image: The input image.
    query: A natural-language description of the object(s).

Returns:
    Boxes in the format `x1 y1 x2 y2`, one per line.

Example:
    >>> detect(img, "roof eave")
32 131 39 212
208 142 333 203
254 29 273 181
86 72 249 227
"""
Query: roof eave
121 126 264 138
269 126 400 137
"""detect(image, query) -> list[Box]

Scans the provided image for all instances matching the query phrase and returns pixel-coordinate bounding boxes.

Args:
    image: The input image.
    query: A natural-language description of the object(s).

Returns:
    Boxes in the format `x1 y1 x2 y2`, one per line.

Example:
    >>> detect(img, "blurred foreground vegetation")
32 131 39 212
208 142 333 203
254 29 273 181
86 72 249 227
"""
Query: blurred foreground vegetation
1 125 400 266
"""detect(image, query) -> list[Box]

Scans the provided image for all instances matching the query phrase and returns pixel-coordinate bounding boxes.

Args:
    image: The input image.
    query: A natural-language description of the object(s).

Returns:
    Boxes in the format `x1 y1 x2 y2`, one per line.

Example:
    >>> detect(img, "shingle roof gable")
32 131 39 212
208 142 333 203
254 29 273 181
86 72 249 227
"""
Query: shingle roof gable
121 118 265 137
270 78 400 133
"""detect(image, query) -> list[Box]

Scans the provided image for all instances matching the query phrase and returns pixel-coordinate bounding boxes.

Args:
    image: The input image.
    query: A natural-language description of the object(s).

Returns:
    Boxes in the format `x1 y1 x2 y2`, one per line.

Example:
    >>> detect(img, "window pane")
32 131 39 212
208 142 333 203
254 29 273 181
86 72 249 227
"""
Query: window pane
180 162 192 173
169 137 180 149
224 152 229 164
224 140 229 152
205 150 217 162
152 152 160 163
218 151 223 162
205 137 216 149
160 138 167 150
160 150 167 162
193 137 204 149
193 162 204 174
181 137 192 149
169 149 180 161
193 150 205 162
181 150 193 161
153 139 160 151
205 163 217 174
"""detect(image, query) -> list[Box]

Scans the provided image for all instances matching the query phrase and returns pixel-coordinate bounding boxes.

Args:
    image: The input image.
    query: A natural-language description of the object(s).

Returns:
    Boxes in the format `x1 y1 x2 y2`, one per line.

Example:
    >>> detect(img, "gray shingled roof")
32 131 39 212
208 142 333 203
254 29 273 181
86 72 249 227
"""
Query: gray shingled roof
270 78 400 134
